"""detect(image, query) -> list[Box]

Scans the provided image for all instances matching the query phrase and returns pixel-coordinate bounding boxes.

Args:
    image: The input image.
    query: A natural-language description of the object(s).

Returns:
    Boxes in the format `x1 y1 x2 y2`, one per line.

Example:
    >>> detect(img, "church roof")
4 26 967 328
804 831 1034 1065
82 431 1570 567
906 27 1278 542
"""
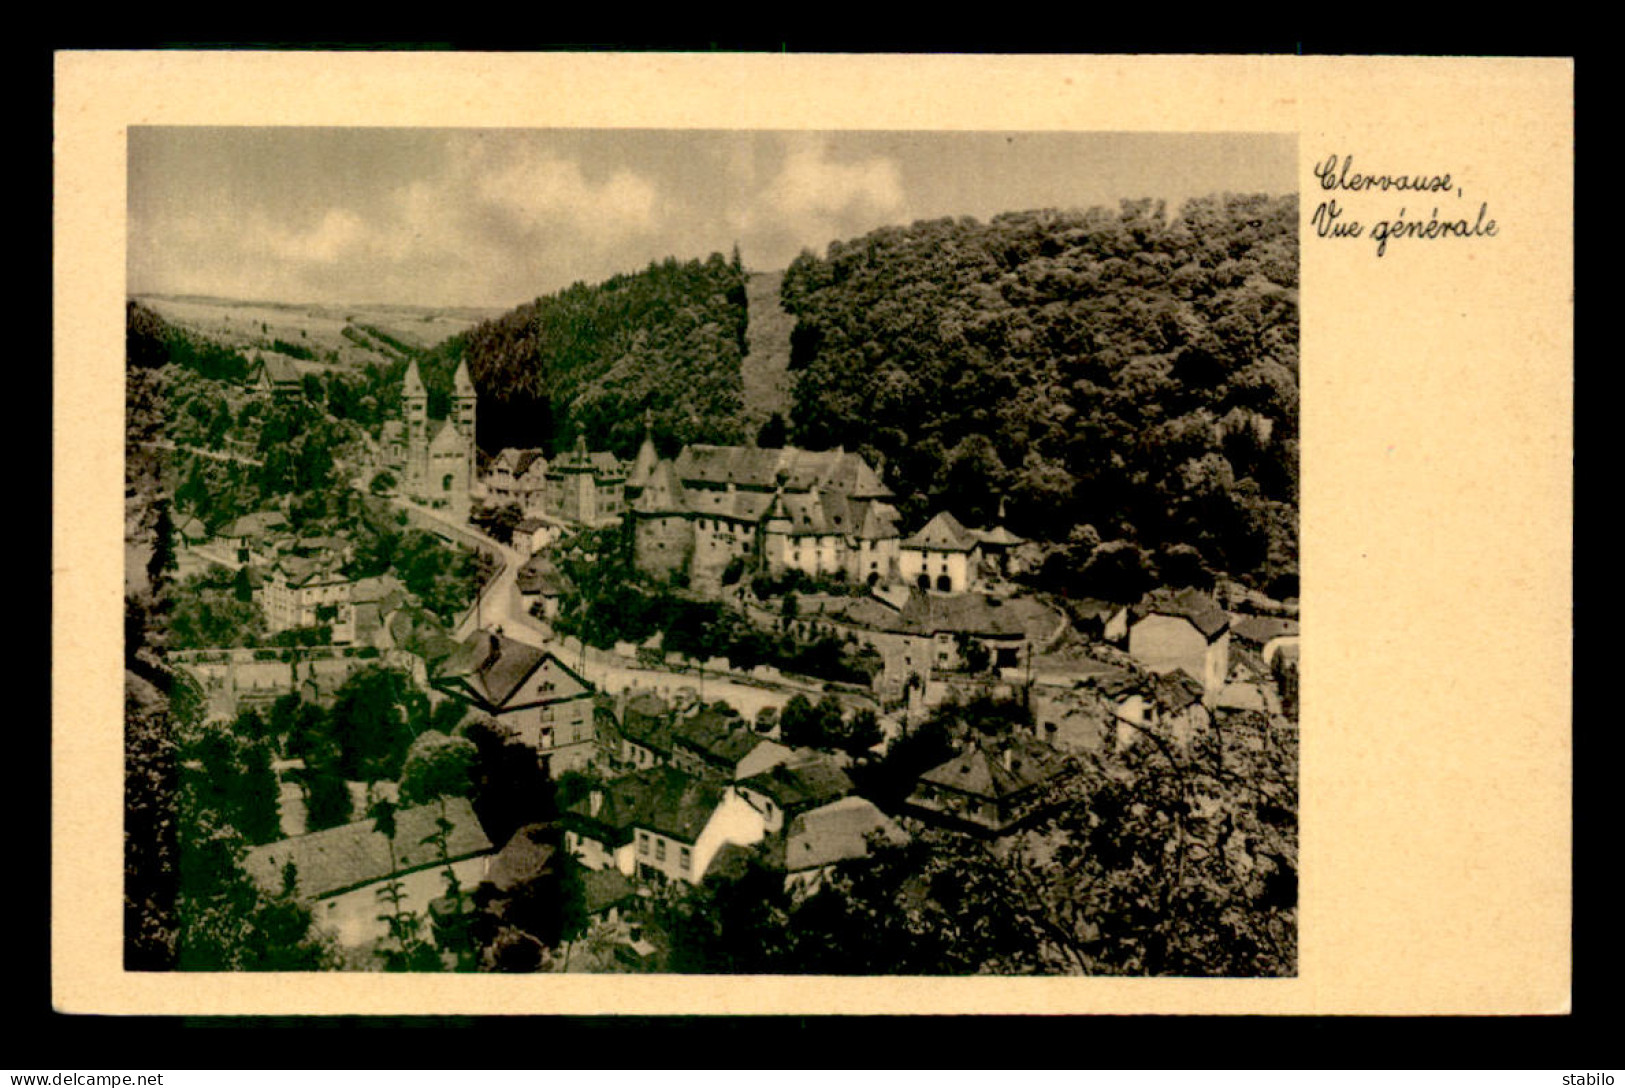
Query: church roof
452 358 475 394
402 360 426 396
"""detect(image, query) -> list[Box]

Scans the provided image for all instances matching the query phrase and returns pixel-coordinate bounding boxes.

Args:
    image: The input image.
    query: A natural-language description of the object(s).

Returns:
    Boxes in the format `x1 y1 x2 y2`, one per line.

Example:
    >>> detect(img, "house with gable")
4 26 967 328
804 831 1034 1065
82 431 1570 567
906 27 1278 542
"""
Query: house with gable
248 354 304 399
483 448 550 512
898 510 985 594
560 766 768 887
1028 656 1141 755
777 795 909 898
733 753 855 836
907 734 1074 835
668 705 796 781
609 691 676 771
261 553 355 642
432 628 597 776
219 509 289 565
1120 669 1212 751
515 554 569 620
1127 587 1232 698
512 516 561 557
545 436 628 526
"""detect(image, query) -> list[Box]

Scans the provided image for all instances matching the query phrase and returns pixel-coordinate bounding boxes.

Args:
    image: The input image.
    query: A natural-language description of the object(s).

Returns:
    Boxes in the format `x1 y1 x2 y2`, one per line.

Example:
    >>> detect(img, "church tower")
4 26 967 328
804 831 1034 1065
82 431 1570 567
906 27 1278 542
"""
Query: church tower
403 360 428 495
452 358 477 444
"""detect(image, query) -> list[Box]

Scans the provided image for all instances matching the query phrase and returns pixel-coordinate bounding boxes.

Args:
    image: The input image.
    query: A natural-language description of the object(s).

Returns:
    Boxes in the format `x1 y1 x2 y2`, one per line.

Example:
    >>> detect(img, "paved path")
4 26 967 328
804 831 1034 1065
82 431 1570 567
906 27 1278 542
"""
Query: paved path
137 439 264 468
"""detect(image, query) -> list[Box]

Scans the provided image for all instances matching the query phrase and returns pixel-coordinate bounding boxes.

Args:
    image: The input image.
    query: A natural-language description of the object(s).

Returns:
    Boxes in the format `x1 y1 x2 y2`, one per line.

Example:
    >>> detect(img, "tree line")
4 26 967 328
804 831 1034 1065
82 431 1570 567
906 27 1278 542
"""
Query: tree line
413 251 751 459
779 195 1299 596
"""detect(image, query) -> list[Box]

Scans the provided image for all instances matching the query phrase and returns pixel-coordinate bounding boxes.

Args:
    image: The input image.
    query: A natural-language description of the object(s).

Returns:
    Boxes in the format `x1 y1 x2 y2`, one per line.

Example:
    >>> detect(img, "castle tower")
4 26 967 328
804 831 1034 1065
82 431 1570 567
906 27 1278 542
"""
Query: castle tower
403 360 428 494
627 409 660 501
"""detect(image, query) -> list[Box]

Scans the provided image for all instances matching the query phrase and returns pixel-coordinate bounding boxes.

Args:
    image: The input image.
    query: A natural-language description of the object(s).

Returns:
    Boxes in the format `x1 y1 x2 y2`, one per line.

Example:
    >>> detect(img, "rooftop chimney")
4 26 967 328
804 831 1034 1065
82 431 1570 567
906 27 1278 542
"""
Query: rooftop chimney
589 789 604 817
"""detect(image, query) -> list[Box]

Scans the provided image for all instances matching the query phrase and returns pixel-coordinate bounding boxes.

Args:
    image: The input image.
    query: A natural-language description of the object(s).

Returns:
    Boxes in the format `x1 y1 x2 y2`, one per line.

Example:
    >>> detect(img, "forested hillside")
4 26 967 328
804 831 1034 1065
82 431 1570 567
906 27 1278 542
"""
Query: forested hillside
417 252 751 459
781 194 1299 592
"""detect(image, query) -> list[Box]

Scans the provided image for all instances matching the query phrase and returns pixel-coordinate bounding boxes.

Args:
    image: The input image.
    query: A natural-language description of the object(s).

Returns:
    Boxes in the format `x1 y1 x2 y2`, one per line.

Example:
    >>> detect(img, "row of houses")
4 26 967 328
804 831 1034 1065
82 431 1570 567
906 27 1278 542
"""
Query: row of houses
481 438 630 528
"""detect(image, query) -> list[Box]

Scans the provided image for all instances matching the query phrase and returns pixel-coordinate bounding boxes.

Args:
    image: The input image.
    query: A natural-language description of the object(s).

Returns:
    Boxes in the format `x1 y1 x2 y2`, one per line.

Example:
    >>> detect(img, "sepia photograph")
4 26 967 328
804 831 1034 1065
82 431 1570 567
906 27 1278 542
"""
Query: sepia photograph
122 126 1301 977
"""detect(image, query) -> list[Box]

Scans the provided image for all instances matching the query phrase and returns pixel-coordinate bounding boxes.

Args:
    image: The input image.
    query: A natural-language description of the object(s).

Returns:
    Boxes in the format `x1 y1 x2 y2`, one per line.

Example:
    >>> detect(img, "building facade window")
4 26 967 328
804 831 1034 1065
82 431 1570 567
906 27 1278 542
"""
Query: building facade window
638 831 650 856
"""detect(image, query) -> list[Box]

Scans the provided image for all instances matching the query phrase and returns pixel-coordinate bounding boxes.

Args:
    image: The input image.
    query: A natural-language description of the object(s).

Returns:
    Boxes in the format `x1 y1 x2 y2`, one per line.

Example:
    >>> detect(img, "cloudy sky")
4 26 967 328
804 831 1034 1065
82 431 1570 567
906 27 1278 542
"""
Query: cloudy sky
128 129 1295 310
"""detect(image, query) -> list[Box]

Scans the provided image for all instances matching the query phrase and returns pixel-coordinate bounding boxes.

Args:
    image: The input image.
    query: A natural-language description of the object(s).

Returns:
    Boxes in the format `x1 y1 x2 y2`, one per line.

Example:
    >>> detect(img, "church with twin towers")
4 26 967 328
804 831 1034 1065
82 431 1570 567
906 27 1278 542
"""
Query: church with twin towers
401 357 478 518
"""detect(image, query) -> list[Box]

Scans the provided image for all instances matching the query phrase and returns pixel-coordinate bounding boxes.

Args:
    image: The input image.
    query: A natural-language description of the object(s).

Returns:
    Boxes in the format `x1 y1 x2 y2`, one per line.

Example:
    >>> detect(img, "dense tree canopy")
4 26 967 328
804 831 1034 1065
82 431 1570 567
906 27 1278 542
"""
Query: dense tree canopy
416 251 750 458
663 714 1297 976
780 195 1298 589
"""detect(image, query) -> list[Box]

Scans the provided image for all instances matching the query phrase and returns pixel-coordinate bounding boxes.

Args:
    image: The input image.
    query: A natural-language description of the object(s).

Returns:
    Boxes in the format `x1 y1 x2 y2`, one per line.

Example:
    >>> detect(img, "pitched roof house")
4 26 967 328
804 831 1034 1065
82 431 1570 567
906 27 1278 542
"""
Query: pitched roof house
249 355 304 398
734 755 855 835
562 764 774 888
433 629 598 777
908 735 1073 834
1127 587 1232 698
669 707 795 781
779 795 909 896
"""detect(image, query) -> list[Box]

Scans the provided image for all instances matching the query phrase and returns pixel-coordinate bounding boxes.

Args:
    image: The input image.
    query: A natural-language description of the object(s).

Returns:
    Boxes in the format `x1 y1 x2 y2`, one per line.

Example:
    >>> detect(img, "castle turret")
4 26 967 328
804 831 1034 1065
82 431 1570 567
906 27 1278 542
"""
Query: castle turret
627 409 660 498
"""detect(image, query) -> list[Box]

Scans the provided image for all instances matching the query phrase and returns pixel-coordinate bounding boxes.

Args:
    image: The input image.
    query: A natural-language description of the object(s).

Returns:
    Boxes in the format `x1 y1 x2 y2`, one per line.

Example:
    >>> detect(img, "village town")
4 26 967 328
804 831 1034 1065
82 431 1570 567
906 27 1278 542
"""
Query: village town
127 342 1300 974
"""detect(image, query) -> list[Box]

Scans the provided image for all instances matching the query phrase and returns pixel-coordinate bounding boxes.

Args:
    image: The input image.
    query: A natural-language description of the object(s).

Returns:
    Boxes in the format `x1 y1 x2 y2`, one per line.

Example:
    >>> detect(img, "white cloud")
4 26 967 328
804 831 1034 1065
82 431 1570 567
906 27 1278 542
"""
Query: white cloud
735 136 908 267
256 208 367 264
473 151 658 241
765 139 903 221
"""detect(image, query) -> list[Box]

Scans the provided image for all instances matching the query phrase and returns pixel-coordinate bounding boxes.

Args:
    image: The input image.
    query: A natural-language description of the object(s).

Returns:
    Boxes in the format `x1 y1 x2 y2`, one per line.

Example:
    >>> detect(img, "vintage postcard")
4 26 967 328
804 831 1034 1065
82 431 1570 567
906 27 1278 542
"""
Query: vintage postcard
53 52 1571 1015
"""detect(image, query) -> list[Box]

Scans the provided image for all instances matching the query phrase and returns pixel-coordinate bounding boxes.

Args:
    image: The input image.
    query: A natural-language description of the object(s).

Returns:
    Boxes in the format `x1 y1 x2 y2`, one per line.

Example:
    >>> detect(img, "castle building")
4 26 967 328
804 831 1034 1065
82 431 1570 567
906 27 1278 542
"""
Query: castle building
628 438 899 590
403 359 477 518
